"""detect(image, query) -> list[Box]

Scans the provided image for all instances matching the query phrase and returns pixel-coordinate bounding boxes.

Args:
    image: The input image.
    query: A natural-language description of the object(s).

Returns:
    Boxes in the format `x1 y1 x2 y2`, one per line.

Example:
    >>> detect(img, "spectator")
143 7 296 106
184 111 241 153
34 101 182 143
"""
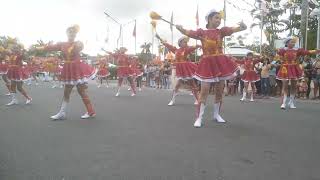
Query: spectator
226 78 237 96
136 62 144 91
269 59 278 97
154 65 162 89
254 61 262 96
144 63 150 87
260 58 271 98
297 78 308 99
162 61 172 89
303 56 314 99
312 58 320 99
149 64 156 88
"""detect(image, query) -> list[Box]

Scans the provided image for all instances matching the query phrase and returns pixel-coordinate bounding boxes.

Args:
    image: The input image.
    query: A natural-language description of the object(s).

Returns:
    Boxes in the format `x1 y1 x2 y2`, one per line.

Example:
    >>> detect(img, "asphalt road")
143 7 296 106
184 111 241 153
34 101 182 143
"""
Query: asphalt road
0 81 320 180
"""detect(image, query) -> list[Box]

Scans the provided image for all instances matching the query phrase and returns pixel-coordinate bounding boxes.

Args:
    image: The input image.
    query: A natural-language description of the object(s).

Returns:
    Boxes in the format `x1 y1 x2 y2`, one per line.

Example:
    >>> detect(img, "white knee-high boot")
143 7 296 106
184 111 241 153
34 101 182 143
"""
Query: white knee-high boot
50 101 67 120
194 103 205 127
214 102 226 123
168 91 177 106
281 95 287 109
289 94 296 109
240 91 246 101
250 92 254 102
6 93 18 106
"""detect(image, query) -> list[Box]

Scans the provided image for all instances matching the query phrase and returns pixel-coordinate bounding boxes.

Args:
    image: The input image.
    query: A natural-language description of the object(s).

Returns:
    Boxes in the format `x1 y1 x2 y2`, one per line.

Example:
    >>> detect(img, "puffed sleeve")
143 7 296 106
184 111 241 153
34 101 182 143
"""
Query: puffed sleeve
163 42 177 53
44 42 63 51
277 48 285 56
220 27 234 37
185 28 204 40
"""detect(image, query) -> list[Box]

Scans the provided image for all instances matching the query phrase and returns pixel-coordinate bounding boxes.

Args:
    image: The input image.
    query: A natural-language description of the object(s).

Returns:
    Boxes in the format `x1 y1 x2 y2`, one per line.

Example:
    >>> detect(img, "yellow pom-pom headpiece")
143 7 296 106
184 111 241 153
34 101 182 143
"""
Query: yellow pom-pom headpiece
292 36 299 43
284 36 298 46
219 10 225 20
150 11 162 20
67 24 80 34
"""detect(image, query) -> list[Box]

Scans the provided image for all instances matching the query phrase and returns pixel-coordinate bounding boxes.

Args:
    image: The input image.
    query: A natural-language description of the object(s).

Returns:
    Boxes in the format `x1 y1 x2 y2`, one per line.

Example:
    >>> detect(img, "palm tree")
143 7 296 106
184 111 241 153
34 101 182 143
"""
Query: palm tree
140 42 152 54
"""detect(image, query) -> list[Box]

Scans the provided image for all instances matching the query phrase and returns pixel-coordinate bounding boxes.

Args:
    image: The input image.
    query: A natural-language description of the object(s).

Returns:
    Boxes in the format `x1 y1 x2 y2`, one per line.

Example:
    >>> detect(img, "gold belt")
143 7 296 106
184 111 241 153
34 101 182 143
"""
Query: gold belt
203 54 224 57
173 61 188 64
64 60 80 64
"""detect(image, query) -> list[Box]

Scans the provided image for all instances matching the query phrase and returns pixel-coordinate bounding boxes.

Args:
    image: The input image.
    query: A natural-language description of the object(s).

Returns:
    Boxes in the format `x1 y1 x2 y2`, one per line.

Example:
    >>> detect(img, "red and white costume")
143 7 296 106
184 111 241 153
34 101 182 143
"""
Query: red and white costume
6 53 30 81
276 48 314 80
43 57 60 74
111 53 134 78
130 56 143 77
0 58 8 75
235 58 260 82
27 57 41 75
109 50 136 96
97 57 110 78
44 42 96 85
162 42 198 80
185 28 239 82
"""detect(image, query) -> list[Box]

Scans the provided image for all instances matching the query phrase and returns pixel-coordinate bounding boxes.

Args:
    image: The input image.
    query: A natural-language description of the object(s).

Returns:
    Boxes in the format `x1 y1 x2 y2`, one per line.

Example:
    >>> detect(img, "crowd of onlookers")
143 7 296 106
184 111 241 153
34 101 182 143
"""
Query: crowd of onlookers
107 55 320 100
145 56 320 100
143 61 172 89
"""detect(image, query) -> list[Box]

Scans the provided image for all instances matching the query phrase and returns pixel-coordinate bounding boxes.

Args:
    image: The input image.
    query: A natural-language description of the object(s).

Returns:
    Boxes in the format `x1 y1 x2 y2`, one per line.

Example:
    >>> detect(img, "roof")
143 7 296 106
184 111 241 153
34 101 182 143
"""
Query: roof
225 46 258 57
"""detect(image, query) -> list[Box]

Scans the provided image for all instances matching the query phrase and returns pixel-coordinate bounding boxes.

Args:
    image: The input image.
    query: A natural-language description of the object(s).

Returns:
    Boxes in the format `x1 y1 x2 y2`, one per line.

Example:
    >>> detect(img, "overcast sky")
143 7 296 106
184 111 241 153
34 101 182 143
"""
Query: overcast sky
0 0 268 55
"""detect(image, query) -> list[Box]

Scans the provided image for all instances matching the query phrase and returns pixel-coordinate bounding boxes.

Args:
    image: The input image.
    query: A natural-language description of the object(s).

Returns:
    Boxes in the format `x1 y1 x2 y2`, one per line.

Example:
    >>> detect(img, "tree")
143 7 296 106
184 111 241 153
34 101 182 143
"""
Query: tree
140 42 152 54
286 0 319 49
300 0 310 48
250 0 287 48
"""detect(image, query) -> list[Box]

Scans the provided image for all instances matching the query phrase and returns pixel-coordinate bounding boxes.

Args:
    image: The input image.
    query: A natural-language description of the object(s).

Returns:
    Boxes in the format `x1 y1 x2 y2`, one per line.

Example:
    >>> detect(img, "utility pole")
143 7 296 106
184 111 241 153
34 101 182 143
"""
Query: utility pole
300 0 309 48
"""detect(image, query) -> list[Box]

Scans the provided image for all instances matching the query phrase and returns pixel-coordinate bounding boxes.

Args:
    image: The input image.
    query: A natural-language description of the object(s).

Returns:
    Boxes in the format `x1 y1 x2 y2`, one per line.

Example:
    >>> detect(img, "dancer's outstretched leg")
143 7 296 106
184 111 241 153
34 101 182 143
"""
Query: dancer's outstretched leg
50 85 73 120
77 84 95 119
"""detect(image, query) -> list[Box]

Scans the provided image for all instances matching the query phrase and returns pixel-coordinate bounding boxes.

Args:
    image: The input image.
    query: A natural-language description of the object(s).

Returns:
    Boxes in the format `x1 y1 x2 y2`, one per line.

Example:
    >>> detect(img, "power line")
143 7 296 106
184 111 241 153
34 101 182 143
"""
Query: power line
226 0 253 13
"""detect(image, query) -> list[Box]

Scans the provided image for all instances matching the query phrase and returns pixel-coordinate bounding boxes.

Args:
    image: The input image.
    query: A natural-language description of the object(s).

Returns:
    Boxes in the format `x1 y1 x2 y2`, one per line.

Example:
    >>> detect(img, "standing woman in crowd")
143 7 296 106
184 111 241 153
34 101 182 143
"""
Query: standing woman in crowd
162 61 172 89
260 58 272 98
156 34 200 106
36 25 96 119
312 58 320 99
303 57 313 99
176 9 247 127
269 58 278 97
277 37 320 109
130 56 143 91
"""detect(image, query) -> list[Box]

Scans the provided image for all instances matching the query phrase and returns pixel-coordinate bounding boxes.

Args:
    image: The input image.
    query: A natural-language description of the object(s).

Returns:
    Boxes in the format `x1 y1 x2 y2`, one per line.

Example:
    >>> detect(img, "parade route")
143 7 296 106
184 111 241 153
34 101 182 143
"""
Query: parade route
0 82 319 180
